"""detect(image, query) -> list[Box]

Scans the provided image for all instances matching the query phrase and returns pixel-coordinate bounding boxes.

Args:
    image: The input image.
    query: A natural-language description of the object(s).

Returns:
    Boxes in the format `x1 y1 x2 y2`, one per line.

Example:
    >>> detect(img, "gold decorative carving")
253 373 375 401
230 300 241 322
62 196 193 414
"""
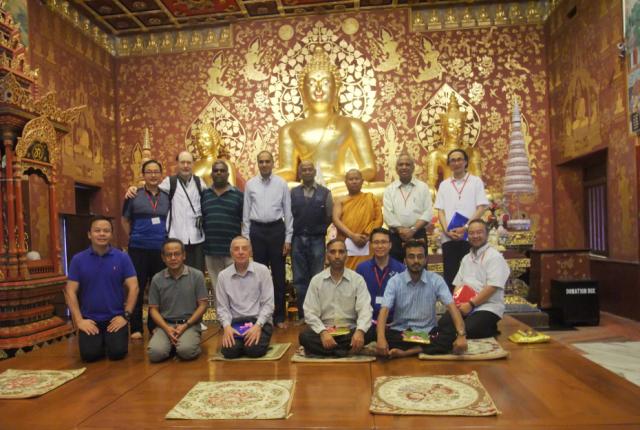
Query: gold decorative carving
279 25 294 41
186 97 247 176
372 28 403 72
415 84 481 153
16 116 58 181
244 38 268 82
269 22 377 127
410 2 553 32
204 52 235 97
342 18 359 35
505 230 536 247
414 37 445 82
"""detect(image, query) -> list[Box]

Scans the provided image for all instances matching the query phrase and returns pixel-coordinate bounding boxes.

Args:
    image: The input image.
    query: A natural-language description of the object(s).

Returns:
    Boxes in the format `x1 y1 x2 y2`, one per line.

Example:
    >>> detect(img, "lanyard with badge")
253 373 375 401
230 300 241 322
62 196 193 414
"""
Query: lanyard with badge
451 174 469 210
145 189 162 225
373 265 389 305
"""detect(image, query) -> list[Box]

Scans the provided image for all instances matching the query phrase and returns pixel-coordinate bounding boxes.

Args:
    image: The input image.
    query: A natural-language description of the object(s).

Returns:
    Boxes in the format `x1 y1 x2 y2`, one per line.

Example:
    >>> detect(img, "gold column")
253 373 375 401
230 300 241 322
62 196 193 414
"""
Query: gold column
12 154 28 279
2 129 17 279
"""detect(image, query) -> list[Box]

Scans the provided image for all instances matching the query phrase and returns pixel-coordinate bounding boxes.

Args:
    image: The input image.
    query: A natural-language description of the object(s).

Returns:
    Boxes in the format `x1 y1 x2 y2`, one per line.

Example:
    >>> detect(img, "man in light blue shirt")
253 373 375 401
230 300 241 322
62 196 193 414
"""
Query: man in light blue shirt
242 151 293 328
376 240 468 358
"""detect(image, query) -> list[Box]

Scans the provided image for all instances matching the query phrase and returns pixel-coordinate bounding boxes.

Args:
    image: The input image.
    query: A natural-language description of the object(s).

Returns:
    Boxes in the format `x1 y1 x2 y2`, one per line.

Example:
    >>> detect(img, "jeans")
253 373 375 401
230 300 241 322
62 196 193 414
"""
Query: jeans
292 235 326 319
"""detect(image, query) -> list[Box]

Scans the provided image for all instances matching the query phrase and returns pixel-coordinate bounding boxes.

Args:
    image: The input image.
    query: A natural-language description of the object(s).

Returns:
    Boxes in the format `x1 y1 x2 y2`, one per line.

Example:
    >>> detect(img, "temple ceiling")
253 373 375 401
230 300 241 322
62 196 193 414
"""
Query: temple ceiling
67 0 543 35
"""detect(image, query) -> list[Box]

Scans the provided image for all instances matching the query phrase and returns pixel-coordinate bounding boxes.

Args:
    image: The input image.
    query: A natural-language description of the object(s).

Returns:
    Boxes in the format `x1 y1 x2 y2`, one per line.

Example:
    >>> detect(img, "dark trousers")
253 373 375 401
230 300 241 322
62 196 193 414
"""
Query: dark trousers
221 318 273 359
250 221 286 323
128 247 165 334
78 320 129 362
390 228 428 262
384 327 426 351
442 240 471 291
422 310 501 355
299 326 376 357
291 235 326 319
185 242 205 273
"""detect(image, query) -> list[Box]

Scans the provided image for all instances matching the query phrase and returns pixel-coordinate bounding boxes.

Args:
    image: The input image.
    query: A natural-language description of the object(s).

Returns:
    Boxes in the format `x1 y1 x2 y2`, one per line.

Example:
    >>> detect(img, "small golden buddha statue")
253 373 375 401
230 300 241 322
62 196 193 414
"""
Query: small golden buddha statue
192 123 236 186
427 94 482 189
277 47 378 190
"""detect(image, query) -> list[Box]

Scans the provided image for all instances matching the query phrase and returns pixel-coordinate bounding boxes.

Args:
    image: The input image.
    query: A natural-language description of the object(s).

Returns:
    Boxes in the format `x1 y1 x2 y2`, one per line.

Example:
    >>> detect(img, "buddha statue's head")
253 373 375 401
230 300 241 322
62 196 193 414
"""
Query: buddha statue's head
298 46 342 114
440 94 465 148
195 123 221 160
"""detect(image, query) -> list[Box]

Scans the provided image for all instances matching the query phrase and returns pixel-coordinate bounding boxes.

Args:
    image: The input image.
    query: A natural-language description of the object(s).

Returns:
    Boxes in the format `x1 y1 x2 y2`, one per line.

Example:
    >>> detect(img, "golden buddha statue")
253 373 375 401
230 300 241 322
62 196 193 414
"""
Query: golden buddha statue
192 122 236 186
277 47 378 191
427 94 482 189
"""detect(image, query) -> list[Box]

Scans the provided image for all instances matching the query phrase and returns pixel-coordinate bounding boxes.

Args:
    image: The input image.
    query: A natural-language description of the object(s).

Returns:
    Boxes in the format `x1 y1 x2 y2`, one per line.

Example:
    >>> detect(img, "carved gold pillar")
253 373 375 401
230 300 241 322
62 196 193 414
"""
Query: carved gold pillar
13 155 28 278
49 169 61 275
2 129 17 279
0 155 4 257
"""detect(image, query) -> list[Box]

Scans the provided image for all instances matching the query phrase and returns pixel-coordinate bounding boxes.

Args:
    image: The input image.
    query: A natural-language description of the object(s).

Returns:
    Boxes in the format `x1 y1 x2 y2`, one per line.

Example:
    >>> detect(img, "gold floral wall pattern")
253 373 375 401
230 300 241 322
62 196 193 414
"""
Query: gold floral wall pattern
116 8 553 248
28 0 116 216
547 0 638 260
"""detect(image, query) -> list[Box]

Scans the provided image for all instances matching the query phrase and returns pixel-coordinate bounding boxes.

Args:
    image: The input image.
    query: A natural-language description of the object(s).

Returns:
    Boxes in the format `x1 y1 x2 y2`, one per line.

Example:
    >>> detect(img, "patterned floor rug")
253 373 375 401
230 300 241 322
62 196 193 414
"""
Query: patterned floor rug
0 368 86 399
291 346 376 363
370 371 500 416
419 338 509 361
166 380 295 420
209 343 291 361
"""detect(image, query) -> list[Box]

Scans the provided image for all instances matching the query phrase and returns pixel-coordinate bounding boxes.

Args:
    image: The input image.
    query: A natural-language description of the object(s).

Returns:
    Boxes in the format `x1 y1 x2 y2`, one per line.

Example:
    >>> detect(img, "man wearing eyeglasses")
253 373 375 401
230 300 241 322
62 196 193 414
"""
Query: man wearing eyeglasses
122 159 170 339
355 227 405 323
147 238 208 362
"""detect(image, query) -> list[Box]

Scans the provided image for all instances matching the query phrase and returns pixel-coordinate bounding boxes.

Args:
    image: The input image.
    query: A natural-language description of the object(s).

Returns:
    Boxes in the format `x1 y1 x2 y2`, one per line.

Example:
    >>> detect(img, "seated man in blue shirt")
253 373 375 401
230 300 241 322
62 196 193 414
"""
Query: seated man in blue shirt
376 240 467 358
147 238 209 362
356 227 405 323
64 217 139 362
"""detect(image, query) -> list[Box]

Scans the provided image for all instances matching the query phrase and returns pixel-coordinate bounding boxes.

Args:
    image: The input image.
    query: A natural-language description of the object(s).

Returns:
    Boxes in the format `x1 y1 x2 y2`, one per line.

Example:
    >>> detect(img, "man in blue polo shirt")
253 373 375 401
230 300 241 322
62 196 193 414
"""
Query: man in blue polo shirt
64 217 139 362
355 227 404 323
122 159 170 339
375 240 467 359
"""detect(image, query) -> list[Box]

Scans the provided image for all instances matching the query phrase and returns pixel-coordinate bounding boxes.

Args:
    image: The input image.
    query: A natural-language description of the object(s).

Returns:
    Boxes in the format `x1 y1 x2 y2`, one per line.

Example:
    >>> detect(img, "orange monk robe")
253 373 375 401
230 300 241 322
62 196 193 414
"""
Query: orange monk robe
337 192 383 270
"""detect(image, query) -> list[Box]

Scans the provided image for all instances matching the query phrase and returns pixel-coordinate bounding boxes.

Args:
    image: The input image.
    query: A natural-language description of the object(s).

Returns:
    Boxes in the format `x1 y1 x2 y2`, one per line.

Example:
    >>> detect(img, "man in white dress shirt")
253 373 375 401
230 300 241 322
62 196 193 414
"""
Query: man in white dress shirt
242 151 293 328
383 154 433 262
434 149 489 290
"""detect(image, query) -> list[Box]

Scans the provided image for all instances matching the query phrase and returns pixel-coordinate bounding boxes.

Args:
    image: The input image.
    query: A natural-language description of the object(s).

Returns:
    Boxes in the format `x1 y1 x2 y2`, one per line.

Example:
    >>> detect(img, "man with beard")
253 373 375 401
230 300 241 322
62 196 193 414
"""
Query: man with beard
376 240 467 358
299 239 374 357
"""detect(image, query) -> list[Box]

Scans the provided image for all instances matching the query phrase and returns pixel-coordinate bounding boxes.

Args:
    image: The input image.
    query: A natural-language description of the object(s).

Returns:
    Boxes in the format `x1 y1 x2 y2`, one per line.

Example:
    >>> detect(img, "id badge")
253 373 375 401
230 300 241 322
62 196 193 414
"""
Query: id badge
375 296 384 305
151 217 161 225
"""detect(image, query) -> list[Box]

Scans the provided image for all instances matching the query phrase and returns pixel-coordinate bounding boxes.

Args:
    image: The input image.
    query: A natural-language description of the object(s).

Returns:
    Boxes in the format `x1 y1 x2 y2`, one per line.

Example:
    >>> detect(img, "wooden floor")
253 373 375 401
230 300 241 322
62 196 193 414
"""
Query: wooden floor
2 316 640 429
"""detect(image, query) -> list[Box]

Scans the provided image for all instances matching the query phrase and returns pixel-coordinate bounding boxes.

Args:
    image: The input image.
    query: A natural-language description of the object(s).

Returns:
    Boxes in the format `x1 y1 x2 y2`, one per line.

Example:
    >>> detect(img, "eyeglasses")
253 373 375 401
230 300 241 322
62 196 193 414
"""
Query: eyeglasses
144 170 162 175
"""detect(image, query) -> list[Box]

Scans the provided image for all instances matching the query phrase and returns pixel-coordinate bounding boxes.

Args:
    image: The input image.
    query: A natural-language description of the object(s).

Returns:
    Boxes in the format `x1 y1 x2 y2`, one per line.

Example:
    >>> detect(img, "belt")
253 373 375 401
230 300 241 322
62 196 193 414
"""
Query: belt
165 319 189 325
251 219 284 227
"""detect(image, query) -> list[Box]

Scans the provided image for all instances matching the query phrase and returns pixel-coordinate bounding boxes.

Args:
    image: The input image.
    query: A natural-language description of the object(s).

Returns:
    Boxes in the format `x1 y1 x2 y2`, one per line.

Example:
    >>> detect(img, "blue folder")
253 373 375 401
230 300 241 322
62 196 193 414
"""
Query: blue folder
447 212 469 240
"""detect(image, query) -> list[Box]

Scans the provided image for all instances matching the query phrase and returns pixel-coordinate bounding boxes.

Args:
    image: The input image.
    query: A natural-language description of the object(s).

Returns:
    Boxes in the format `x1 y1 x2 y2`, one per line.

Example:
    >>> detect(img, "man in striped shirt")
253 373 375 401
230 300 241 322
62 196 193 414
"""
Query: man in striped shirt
376 240 467 358
201 160 243 294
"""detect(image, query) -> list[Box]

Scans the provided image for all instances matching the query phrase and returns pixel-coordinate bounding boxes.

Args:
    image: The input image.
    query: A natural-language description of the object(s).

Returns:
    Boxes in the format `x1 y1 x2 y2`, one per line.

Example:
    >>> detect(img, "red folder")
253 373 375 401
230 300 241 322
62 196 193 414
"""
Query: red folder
453 284 477 306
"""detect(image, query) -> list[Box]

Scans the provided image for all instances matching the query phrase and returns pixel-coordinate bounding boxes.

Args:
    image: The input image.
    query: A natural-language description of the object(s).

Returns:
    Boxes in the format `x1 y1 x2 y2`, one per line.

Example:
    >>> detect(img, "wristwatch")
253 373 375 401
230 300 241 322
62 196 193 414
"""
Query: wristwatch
123 311 131 322
456 331 467 338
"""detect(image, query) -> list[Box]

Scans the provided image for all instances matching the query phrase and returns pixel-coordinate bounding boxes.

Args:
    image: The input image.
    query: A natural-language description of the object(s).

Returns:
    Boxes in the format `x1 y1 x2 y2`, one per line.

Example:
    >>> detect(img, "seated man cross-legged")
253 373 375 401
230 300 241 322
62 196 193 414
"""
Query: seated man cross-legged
376 240 468 358
299 239 375 357
438 219 510 339
216 236 275 359
147 238 208 362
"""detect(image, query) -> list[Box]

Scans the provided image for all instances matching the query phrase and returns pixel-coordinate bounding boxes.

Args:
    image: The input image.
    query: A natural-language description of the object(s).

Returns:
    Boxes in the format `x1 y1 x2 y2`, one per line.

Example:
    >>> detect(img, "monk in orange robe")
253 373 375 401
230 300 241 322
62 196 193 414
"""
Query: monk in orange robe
333 169 383 270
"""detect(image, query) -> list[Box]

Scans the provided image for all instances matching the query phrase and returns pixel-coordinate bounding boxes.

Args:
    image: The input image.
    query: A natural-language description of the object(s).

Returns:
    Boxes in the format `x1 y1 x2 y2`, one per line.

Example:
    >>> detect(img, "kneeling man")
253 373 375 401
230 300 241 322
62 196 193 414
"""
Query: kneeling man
299 239 375 357
148 238 208 362
376 240 467 358
64 217 138 362
440 219 509 338
216 236 274 358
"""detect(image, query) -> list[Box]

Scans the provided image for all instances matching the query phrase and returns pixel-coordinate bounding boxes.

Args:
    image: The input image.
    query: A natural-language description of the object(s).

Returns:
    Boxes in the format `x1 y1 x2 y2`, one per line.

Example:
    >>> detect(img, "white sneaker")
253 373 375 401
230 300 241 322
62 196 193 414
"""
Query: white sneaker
200 322 208 331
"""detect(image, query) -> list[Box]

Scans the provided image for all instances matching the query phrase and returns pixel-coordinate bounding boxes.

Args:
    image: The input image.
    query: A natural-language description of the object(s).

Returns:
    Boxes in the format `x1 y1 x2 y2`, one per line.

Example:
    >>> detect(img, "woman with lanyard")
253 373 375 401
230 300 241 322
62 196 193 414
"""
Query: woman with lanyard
122 159 171 339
